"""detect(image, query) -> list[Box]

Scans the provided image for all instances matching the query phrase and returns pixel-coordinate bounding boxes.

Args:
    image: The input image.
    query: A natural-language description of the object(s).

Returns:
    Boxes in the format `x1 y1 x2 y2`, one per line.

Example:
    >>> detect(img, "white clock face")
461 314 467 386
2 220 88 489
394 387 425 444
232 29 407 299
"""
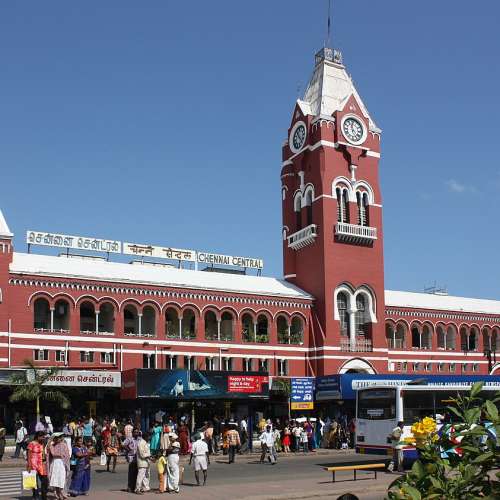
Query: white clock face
289 121 307 153
342 116 365 144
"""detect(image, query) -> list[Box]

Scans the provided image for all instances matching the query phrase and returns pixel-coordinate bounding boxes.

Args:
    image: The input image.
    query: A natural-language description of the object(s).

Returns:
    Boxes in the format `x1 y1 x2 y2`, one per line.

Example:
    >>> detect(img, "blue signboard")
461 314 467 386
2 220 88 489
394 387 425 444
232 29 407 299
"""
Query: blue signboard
290 377 315 403
315 373 500 401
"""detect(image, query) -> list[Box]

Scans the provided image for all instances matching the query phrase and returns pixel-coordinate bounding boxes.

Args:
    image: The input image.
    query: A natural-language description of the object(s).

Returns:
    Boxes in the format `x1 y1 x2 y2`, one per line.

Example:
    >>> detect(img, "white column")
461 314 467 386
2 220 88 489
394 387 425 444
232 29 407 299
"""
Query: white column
253 322 257 342
138 313 142 336
50 308 54 331
95 311 99 334
217 320 221 341
287 323 291 344
348 310 356 350
178 317 182 339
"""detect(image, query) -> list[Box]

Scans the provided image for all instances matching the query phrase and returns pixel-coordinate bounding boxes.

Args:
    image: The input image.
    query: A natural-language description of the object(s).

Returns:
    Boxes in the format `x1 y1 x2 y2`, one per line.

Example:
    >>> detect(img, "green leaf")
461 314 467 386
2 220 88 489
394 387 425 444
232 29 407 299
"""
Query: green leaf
472 451 494 463
446 406 464 421
485 400 498 420
470 381 484 398
464 407 481 424
402 485 422 500
411 460 425 479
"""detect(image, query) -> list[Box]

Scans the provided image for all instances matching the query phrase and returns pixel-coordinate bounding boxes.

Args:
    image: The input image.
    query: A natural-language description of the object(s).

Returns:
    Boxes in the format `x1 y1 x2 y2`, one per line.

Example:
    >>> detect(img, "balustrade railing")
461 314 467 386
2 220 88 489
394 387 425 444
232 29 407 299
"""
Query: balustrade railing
340 338 373 352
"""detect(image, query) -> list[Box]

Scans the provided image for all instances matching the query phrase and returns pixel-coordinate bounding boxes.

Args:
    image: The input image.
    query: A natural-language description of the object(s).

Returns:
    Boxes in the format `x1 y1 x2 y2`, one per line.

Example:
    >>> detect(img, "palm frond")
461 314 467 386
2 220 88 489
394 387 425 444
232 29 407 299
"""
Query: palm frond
10 384 40 403
43 390 71 410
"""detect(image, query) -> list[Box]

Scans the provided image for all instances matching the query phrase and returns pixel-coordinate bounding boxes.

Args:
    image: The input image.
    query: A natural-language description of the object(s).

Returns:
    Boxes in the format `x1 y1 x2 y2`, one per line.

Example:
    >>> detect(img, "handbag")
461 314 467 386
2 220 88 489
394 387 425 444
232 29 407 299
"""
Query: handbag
100 451 107 466
22 470 37 490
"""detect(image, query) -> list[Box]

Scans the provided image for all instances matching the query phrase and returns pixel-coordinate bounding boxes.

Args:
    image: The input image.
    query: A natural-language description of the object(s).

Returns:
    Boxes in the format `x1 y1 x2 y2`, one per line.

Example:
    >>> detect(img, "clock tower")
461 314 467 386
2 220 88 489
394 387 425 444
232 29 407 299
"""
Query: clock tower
281 47 386 375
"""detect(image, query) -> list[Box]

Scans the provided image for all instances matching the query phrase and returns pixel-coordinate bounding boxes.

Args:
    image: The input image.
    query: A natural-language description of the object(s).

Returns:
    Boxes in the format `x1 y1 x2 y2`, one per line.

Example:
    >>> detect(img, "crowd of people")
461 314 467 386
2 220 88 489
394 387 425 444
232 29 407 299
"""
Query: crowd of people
16 411 356 499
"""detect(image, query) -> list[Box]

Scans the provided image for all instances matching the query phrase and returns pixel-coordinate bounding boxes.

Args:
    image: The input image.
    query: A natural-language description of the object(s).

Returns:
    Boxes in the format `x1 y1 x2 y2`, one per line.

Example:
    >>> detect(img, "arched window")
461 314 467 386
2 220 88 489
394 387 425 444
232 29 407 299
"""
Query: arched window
357 191 369 226
460 327 469 351
181 309 196 339
305 190 313 226
482 328 491 351
142 305 156 337
437 326 446 349
421 325 432 349
124 304 139 335
220 312 233 341
242 313 255 342
492 328 500 351
355 294 369 337
80 301 96 333
411 325 421 348
34 297 51 330
165 308 180 338
290 316 304 344
98 302 114 333
336 188 349 223
277 316 289 344
294 194 302 231
53 299 70 331
446 326 456 350
204 311 218 340
256 314 269 343
337 292 349 337
468 327 479 351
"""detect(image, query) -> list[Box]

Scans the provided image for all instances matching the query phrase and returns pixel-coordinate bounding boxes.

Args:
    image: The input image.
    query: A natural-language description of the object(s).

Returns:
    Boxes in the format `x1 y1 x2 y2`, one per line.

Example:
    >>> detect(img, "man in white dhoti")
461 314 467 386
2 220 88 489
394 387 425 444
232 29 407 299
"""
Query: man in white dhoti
166 441 181 493
189 435 210 486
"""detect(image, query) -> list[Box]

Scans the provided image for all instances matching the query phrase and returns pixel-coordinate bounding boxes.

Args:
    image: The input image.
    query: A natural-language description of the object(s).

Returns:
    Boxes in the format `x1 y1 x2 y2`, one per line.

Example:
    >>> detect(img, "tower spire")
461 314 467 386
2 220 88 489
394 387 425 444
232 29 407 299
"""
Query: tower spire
325 0 332 48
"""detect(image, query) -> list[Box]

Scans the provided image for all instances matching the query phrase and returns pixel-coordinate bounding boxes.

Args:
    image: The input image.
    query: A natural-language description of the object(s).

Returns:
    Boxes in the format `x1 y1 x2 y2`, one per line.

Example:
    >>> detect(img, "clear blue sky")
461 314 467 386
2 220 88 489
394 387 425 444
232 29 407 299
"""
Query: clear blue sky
1 1 499 299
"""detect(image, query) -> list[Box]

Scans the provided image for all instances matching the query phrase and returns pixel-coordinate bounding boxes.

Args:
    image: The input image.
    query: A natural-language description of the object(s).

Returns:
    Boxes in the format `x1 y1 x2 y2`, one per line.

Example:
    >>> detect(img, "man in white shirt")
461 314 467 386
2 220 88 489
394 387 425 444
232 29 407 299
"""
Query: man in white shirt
13 421 27 458
259 425 277 464
189 435 210 486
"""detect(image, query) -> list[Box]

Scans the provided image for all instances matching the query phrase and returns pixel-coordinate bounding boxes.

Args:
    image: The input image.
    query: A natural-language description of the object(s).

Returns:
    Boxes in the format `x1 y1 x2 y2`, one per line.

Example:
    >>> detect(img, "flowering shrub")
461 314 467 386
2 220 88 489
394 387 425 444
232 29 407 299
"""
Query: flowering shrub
387 382 500 500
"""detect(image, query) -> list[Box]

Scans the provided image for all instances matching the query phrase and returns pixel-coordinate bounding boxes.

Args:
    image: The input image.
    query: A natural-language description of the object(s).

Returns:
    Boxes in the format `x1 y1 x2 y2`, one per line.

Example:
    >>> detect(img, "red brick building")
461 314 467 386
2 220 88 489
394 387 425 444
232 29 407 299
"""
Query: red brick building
0 46 498 393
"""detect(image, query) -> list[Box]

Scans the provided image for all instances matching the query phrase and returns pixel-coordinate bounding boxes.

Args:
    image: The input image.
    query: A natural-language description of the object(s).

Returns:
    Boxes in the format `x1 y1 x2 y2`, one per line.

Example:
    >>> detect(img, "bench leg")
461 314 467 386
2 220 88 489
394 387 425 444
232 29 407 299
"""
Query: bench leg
354 469 357 481
332 471 335 482
375 470 377 480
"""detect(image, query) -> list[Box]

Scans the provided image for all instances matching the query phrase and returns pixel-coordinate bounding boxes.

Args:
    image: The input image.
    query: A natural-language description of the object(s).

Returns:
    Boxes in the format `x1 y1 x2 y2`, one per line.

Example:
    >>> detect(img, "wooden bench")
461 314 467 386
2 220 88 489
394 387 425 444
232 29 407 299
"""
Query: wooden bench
324 463 386 482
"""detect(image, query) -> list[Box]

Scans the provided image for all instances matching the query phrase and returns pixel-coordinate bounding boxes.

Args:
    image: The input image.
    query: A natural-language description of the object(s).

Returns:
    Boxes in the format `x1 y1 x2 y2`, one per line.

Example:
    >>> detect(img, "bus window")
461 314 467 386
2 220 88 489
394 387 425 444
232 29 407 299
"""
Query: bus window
357 389 396 420
403 391 434 424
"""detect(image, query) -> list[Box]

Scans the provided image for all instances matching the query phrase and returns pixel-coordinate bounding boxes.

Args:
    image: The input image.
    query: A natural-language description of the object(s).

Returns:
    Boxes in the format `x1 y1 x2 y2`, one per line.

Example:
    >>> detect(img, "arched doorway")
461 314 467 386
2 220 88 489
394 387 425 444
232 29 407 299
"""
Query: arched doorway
339 358 376 374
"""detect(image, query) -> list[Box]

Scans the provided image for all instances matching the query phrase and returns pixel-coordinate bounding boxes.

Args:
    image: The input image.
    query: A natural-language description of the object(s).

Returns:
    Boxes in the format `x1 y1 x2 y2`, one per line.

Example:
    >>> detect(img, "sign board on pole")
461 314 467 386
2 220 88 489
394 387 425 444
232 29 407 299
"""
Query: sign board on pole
290 377 314 410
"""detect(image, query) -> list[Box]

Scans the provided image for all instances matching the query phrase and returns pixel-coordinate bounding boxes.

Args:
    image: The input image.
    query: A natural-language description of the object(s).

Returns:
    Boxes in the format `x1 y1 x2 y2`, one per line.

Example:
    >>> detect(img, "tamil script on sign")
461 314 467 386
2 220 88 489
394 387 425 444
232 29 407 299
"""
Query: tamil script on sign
26 231 121 254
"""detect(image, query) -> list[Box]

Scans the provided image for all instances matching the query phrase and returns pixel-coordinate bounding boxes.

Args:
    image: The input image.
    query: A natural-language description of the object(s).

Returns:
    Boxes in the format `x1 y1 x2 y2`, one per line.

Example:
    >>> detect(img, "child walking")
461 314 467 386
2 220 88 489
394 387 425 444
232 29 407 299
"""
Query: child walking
157 450 167 493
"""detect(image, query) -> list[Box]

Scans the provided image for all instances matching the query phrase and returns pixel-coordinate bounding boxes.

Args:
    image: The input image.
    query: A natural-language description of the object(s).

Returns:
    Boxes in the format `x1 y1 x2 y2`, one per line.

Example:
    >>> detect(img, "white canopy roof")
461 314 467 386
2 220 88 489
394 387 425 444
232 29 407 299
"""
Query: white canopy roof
9 252 312 300
385 290 500 316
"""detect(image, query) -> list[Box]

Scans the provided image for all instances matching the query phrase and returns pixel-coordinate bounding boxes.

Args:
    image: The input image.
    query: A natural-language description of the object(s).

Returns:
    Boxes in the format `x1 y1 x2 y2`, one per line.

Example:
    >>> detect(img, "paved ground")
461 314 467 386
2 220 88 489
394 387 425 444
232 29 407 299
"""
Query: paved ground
3 450 399 500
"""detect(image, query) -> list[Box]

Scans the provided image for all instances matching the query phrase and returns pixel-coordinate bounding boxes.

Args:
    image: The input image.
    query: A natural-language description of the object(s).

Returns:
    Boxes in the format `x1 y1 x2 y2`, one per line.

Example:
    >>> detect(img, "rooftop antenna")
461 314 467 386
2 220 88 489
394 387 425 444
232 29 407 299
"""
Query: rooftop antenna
325 0 332 48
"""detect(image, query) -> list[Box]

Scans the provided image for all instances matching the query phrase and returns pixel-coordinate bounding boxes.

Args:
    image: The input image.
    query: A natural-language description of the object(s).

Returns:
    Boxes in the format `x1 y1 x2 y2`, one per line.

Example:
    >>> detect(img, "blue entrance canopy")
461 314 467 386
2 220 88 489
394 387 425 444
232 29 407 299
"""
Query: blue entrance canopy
315 373 500 401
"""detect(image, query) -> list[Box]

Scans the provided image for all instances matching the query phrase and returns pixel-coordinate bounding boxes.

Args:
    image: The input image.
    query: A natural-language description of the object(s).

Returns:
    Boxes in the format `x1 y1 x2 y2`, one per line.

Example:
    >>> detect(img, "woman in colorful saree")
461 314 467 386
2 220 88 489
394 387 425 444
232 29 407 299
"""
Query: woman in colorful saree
68 436 91 497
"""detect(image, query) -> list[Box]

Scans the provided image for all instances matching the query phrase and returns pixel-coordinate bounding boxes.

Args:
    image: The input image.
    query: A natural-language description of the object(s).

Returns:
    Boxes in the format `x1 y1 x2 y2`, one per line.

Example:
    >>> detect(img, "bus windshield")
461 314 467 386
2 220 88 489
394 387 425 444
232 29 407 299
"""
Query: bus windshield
357 388 396 420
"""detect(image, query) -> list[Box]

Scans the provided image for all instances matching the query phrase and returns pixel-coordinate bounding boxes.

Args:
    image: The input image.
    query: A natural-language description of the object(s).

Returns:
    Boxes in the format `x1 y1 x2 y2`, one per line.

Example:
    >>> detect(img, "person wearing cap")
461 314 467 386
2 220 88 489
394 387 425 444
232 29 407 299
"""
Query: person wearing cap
189 434 210 486
166 441 181 493
226 422 241 464
387 421 405 473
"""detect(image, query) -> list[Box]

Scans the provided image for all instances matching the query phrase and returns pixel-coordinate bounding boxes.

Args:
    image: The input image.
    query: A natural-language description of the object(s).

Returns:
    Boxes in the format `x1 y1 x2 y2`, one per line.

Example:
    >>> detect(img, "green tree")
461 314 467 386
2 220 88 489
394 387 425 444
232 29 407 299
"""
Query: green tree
387 382 500 500
9 359 70 422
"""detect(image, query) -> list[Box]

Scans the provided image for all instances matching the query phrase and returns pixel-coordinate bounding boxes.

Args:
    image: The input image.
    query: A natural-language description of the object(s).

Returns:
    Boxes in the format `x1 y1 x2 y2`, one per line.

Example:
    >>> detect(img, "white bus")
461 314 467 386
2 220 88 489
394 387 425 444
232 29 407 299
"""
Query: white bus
355 383 499 464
